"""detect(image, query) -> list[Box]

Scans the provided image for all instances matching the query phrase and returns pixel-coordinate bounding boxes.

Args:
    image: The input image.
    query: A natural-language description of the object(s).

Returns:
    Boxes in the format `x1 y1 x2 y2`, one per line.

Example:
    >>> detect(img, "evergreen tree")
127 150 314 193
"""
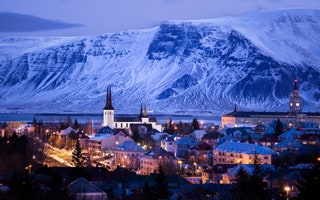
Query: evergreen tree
72 139 85 167
142 181 155 200
232 166 251 200
191 118 200 131
250 150 267 200
73 119 79 130
154 165 170 200
274 118 284 137
163 119 175 134
132 129 142 144
247 134 254 144
232 151 267 200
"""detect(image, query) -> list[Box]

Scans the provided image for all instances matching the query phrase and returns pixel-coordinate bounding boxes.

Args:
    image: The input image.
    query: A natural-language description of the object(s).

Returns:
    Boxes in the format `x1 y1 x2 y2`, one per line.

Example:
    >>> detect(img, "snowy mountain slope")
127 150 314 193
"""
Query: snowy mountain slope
0 8 320 115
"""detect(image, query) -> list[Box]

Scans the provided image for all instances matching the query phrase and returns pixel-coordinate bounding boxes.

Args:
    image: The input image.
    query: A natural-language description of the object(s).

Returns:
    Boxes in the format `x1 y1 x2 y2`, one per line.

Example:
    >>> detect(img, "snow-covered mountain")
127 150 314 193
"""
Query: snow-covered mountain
1 8 320 116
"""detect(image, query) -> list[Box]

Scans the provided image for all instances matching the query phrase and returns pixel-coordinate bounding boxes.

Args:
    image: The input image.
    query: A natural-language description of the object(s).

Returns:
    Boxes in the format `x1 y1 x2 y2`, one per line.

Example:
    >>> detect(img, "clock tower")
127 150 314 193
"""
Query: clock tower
289 79 302 113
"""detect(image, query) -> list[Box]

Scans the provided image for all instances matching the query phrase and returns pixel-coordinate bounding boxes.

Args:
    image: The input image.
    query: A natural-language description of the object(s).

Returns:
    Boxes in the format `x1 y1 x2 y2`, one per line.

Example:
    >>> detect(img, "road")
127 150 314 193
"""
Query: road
44 144 74 167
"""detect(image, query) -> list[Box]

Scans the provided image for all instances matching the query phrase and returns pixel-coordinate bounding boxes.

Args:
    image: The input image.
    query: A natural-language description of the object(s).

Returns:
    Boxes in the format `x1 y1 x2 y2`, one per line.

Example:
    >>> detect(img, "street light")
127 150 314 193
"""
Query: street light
193 162 197 177
25 165 32 174
178 160 182 174
284 186 291 200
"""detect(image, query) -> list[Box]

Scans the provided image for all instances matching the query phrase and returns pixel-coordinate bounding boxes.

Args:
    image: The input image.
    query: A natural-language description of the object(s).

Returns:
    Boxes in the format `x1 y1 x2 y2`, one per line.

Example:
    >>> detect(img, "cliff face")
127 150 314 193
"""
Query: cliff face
1 8 320 115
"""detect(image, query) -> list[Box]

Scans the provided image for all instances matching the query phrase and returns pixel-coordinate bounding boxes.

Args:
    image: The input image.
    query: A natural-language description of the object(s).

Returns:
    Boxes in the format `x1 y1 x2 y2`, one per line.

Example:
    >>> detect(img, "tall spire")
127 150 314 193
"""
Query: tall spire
233 104 237 113
104 86 114 110
294 79 298 90
143 104 148 117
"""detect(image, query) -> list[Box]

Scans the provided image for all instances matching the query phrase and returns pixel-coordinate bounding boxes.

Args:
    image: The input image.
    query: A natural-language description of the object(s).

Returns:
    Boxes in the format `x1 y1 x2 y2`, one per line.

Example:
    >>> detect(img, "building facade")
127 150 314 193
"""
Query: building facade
221 80 320 127
213 141 275 165
102 87 162 132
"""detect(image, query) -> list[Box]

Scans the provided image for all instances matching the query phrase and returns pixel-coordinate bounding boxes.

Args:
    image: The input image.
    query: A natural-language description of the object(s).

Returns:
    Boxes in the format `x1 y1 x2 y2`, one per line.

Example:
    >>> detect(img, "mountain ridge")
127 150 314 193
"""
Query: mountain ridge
0 8 320 116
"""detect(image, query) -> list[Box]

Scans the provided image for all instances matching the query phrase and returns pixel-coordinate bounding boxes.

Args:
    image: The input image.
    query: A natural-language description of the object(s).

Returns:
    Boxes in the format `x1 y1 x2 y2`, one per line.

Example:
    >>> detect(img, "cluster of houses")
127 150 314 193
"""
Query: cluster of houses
1 81 320 199
51 83 319 199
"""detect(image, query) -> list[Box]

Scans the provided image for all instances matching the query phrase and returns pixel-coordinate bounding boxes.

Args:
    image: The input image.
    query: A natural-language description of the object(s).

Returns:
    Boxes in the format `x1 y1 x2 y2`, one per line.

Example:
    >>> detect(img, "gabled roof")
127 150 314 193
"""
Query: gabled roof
215 141 275 155
114 140 146 152
97 126 114 134
274 138 302 148
90 133 112 141
176 136 198 146
143 148 175 159
67 177 106 194
226 164 275 176
202 131 222 140
278 128 302 140
60 127 77 136
115 116 141 122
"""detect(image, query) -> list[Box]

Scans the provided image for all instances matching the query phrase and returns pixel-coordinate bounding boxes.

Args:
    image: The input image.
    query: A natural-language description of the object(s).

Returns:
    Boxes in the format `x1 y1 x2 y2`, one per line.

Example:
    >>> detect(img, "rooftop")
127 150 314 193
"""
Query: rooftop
215 141 275 155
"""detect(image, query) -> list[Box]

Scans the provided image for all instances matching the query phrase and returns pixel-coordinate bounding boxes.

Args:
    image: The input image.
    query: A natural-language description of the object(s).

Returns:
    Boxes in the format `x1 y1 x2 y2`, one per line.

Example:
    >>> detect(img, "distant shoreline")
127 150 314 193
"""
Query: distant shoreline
0 112 221 125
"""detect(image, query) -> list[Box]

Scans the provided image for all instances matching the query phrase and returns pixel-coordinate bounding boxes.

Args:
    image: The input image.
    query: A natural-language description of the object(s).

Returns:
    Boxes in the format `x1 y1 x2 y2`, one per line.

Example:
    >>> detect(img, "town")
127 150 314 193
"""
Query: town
0 80 320 200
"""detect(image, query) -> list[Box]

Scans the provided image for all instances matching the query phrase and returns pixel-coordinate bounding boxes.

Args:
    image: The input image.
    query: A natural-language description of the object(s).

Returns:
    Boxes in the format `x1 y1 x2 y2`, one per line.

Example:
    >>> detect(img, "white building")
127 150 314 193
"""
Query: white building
213 141 275 165
102 86 162 132
88 133 132 156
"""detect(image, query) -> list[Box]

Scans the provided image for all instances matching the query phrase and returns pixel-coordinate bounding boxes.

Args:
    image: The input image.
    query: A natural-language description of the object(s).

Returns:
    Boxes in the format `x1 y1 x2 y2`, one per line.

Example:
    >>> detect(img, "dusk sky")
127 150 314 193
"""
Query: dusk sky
1 0 320 36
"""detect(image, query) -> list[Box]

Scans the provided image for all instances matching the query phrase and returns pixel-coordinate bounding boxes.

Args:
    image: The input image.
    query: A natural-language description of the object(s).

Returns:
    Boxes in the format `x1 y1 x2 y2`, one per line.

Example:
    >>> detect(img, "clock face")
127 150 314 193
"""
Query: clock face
290 103 293 106
296 102 300 106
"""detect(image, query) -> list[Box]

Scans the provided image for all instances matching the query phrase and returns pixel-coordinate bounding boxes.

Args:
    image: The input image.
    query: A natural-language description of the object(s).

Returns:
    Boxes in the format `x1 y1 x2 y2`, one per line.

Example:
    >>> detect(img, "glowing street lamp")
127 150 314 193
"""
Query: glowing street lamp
284 186 291 200
193 162 197 176
25 165 32 174
178 160 182 174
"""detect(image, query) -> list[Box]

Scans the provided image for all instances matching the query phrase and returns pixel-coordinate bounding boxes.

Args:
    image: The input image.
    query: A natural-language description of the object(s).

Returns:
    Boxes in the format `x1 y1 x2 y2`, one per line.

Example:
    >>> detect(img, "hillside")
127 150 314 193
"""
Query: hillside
0 8 320 116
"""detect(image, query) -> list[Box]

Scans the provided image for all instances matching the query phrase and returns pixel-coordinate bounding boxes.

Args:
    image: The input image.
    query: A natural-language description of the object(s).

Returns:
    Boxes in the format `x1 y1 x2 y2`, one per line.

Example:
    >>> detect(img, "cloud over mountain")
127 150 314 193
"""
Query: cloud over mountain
0 12 82 32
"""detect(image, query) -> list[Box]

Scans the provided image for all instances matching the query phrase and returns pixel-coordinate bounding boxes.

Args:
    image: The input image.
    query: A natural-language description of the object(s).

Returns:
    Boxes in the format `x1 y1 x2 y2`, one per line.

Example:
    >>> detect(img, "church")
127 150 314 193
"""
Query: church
102 87 162 132
221 80 320 128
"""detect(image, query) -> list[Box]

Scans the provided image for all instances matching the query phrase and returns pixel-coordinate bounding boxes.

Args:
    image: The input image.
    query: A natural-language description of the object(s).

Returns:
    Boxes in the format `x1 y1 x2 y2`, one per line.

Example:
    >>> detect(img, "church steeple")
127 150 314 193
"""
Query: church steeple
103 86 115 128
104 86 114 110
233 104 237 113
143 104 148 117
294 79 298 91
140 103 148 117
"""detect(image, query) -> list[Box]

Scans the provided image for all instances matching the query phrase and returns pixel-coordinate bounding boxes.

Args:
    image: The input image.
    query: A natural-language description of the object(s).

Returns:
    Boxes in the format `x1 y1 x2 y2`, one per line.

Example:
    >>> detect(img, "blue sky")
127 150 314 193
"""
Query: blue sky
1 0 320 36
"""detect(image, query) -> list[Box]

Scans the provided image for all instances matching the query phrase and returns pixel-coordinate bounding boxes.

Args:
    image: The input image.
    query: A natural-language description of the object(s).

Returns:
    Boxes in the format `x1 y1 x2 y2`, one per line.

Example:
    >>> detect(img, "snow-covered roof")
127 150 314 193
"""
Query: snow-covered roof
274 137 302 148
175 136 198 145
289 163 314 169
114 140 146 152
67 177 106 194
152 132 169 140
90 133 112 141
215 141 275 155
192 130 206 138
278 128 302 140
226 164 275 176
59 126 77 136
